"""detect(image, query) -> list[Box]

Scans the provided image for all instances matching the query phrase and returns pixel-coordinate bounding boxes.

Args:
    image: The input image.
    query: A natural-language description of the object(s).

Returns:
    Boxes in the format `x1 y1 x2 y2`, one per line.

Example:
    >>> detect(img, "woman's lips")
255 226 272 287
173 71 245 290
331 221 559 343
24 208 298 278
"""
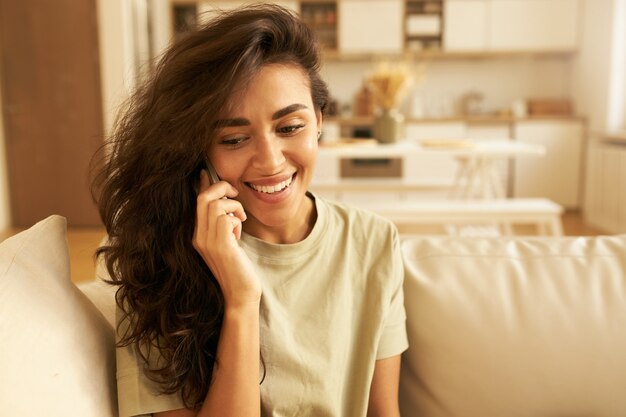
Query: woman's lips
247 174 294 194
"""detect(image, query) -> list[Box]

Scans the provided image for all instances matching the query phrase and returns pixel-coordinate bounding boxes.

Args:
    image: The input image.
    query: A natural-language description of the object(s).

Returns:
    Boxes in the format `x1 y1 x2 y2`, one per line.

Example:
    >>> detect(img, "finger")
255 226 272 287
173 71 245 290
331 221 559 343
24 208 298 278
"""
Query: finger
233 217 242 240
220 181 240 199
206 180 237 199
230 203 247 222
207 198 247 223
197 181 239 202
215 213 242 243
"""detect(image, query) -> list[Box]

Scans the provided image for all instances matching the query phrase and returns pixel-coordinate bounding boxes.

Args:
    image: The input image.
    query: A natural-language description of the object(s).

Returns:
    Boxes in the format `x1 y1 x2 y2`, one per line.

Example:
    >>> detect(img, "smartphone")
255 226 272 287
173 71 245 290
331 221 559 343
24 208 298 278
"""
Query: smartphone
205 160 220 185
205 159 236 218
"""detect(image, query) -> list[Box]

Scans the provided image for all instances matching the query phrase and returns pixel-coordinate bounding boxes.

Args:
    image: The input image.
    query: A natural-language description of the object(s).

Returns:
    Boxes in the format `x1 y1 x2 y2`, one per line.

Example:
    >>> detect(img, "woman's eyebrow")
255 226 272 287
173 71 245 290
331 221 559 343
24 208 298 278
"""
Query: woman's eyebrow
272 103 308 120
215 117 249 128
215 104 309 128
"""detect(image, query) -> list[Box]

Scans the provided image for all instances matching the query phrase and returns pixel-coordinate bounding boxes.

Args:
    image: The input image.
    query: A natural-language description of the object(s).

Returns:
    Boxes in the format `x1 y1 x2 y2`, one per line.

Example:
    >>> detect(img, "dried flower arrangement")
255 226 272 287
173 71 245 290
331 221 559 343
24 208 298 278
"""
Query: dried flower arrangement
366 61 417 111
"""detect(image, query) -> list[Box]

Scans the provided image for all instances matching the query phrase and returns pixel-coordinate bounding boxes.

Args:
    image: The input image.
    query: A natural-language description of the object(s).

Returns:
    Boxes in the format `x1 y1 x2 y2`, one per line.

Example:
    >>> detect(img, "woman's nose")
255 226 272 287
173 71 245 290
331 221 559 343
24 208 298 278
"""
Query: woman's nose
252 135 286 172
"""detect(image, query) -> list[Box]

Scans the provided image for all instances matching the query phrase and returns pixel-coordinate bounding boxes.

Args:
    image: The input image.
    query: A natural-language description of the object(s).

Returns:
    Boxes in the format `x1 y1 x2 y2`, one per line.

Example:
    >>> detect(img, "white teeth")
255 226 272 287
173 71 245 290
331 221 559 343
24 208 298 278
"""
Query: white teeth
250 175 293 194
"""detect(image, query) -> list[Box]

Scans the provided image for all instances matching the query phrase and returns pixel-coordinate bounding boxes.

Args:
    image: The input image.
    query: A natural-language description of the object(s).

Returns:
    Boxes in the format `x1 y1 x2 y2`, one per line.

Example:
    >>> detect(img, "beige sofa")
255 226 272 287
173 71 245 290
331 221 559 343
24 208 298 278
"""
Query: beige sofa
2 215 626 417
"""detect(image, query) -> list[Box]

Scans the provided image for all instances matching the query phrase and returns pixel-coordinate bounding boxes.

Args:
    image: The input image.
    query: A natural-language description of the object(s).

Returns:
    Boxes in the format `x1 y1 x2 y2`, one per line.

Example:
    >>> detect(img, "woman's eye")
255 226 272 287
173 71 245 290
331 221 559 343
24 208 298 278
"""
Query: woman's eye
220 136 247 146
278 124 305 135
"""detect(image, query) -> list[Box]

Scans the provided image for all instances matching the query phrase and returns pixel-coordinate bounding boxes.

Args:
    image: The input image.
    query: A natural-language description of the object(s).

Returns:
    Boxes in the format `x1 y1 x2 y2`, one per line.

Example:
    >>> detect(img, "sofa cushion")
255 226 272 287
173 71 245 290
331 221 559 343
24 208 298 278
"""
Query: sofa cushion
400 234 626 417
0 215 117 417
78 262 117 330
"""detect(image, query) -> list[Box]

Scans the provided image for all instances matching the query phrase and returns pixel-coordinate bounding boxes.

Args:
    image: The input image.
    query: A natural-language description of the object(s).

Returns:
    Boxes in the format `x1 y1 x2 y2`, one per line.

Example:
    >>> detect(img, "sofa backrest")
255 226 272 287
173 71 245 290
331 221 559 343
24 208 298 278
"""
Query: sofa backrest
399 234 626 417
4 215 625 417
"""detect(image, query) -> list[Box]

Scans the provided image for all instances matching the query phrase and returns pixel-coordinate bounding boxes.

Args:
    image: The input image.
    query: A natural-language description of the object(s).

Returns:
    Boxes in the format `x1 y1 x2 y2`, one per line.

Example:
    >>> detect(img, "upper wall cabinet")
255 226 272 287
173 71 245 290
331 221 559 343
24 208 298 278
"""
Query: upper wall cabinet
444 0 488 51
490 0 579 51
337 0 404 54
174 0 579 57
444 0 580 52
197 1 298 24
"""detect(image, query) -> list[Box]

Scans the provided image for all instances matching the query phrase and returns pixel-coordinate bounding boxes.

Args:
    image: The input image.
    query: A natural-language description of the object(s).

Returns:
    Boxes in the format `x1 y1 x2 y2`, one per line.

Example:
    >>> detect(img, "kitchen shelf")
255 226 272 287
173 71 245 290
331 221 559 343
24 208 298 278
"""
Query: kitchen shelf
172 3 197 40
300 1 338 50
406 0 442 14
404 0 444 51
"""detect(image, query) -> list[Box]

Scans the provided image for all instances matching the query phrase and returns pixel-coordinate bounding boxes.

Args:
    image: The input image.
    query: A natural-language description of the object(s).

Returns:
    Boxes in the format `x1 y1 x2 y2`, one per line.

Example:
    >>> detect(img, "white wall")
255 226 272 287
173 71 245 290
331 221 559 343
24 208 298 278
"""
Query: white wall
150 0 174 62
323 56 573 117
607 0 626 131
97 0 135 135
571 0 615 131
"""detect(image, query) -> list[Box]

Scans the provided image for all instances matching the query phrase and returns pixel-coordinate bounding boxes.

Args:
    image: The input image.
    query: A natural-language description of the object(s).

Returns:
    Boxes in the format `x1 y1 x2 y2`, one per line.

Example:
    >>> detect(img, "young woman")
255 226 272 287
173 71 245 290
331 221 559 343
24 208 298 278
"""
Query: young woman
93 5 407 417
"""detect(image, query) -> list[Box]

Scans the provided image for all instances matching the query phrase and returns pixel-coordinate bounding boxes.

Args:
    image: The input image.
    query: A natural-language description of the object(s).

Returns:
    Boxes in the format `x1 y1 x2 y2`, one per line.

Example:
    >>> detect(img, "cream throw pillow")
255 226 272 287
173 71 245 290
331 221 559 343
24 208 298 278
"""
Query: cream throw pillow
0 215 117 417
399 235 626 417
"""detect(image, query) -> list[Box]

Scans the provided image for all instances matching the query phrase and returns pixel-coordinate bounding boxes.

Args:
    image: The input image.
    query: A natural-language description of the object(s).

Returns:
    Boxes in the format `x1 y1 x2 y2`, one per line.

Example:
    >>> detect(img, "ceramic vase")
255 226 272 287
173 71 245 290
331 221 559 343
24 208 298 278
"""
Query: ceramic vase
373 108 404 144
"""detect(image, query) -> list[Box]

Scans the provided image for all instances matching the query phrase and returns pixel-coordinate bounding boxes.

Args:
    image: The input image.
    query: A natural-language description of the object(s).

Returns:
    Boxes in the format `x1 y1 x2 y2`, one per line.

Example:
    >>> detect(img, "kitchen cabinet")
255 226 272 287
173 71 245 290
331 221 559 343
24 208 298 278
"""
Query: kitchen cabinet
175 0 579 58
337 0 404 54
198 1 298 19
444 0 579 53
489 0 579 51
200 0 403 55
195 2 300 34
513 120 584 208
405 121 467 140
465 123 511 141
444 0 488 51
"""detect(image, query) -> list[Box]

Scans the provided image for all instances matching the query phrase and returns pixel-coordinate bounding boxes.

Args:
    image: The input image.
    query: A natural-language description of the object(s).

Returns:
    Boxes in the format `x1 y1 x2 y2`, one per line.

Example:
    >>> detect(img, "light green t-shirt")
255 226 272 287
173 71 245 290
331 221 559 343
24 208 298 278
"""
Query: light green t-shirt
117 195 408 417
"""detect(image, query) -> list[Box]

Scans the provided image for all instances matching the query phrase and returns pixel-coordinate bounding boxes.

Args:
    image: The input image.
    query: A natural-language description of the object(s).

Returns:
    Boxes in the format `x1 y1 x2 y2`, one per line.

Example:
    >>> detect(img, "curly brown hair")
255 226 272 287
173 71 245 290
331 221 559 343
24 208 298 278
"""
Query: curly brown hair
91 4 329 409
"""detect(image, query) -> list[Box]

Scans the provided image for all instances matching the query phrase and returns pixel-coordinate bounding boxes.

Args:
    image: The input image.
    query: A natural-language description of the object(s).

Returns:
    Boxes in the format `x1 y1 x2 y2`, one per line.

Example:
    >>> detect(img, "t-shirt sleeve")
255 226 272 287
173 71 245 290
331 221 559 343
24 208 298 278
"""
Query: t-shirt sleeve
376 228 409 360
116 309 187 417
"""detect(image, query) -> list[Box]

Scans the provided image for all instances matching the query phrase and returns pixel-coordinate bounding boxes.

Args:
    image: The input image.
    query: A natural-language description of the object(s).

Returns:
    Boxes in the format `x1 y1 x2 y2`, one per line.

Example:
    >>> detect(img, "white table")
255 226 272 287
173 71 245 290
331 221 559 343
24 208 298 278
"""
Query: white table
315 140 545 200
313 140 562 235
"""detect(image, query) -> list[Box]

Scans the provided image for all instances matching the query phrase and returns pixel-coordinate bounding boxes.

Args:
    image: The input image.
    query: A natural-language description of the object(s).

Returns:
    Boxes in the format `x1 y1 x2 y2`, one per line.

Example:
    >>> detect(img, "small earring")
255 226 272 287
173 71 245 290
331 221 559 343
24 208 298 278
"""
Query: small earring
317 130 322 138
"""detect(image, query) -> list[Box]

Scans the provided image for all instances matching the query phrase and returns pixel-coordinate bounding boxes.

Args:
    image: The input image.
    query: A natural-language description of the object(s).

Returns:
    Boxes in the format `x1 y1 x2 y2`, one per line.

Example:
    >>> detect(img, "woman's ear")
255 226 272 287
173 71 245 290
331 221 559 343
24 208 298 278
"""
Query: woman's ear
316 111 323 141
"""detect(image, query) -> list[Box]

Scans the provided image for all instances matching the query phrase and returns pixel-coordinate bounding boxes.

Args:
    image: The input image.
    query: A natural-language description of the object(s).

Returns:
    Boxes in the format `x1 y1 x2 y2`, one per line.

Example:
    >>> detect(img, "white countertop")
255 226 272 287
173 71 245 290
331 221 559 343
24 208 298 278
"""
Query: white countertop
318 140 545 158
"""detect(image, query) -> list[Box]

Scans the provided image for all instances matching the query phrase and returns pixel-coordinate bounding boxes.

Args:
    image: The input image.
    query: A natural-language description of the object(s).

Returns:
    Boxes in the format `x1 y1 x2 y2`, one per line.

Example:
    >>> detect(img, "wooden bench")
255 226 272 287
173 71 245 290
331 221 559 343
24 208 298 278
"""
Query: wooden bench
355 198 564 236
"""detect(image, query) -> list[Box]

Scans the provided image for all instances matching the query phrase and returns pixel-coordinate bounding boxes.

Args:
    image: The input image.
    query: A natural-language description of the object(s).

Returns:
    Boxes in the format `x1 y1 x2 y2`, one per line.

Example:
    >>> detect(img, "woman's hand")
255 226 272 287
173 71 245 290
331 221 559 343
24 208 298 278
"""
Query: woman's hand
193 170 262 308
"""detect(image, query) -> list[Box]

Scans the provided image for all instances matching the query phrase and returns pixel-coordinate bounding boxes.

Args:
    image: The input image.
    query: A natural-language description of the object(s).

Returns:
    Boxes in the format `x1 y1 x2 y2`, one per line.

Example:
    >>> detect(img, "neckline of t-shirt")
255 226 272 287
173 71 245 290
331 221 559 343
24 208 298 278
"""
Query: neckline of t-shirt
239 192 328 264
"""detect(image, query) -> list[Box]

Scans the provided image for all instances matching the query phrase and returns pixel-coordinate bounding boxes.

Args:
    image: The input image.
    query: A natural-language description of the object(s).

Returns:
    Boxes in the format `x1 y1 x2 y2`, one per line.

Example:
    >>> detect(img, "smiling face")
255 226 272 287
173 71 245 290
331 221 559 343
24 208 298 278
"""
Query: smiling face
207 63 322 244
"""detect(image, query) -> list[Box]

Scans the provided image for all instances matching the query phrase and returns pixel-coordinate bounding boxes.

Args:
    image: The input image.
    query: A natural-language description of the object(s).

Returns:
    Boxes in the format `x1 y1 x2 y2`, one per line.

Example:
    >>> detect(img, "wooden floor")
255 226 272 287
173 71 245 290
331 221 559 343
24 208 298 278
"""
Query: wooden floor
0 211 605 284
